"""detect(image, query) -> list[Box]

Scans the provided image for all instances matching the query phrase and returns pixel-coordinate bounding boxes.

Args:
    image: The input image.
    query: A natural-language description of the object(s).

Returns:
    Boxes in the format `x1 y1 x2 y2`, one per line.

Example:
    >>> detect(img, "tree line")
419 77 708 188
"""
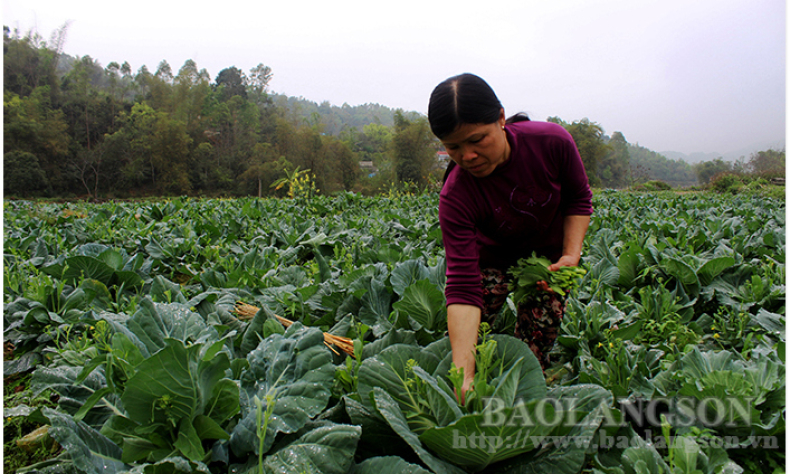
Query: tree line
546 118 783 190
5 24 782 199
691 149 785 185
3 25 439 199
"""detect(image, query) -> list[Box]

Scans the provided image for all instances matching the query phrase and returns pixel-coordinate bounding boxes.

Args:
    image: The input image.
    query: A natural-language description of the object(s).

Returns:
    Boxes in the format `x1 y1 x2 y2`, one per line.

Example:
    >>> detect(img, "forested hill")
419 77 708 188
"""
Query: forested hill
4 24 446 199
269 94 423 135
11 25 778 199
626 142 697 188
57 50 426 134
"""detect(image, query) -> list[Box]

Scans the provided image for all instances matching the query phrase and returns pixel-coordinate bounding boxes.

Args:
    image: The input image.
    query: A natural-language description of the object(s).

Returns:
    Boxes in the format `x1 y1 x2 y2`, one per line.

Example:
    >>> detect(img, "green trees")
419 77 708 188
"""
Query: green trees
293 126 325 189
173 59 211 142
104 103 157 189
248 63 273 104
102 103 191 194
694 158 732 185
134 65 153 99
3 26 61 99
151 113 192 194
391 111 434 189
4 87 70 194
4 29 444 197
61 55 109 151
549 117 698 188
330 140 359 191
549 117 610 188
598 131 630 188
357 123 392 163
240 142 280 197
12 23 759 198
627 144 696 187
748 149 785 178
693 148 785 193
4 150 47 196
215 66 247 101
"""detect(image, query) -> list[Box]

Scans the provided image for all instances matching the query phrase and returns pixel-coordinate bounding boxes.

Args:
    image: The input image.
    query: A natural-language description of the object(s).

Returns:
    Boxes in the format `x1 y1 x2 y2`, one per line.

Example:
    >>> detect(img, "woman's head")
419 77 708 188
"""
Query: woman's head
428 73 503 139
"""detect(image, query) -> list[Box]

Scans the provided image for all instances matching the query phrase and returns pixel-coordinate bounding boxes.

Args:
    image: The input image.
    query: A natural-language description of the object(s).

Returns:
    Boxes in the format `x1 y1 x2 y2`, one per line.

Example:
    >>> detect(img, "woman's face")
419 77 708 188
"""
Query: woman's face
440 109 510 178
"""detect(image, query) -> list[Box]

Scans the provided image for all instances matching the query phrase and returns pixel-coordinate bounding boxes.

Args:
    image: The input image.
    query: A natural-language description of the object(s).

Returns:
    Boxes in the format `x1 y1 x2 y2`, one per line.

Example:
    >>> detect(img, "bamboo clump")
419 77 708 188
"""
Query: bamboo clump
233 302 355 357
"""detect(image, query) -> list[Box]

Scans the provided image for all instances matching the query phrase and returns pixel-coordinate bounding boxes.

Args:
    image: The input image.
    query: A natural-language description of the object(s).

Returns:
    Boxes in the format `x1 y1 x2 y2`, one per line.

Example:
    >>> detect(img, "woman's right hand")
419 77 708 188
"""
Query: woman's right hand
447 304 481 405
459 374 474 404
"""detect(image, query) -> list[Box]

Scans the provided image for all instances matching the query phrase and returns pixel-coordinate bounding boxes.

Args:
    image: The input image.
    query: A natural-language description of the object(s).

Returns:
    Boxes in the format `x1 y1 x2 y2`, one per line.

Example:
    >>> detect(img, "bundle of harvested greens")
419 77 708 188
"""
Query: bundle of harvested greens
507 253 586 305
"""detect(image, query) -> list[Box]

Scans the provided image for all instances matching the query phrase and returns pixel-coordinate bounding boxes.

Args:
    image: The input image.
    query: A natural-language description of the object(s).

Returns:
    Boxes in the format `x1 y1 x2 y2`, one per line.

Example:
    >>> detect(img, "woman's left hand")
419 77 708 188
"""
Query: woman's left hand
549 215 590 272
548 254 580 271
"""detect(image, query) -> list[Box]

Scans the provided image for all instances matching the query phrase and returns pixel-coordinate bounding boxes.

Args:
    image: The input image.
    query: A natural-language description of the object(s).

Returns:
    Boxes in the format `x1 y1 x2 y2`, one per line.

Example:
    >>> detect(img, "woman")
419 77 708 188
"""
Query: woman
428 73 592 398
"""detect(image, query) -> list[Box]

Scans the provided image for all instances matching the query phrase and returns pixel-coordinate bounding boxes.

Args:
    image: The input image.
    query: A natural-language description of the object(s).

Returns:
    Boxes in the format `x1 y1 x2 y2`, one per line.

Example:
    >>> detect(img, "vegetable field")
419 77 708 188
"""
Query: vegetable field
3 191 785 474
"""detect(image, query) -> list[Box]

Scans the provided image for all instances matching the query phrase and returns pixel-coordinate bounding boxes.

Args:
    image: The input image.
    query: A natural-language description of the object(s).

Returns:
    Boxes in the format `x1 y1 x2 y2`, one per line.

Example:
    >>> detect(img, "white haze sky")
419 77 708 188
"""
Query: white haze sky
3 0 786 156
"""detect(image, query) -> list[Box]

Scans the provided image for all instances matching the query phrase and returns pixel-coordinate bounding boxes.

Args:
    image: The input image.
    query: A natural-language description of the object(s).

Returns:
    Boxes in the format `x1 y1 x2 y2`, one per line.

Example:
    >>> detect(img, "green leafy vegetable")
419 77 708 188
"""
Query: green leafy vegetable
508 253 586 304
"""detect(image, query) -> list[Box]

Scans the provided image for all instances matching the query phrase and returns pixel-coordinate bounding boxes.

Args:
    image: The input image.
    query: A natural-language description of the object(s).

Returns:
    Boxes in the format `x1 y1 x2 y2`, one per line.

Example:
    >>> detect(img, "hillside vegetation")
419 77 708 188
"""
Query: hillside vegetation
4 25 784 199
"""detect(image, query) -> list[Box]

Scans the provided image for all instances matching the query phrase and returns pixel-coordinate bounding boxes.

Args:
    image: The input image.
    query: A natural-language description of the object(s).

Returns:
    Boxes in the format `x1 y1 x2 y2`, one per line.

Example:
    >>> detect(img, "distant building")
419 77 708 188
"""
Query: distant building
359 160 377 177
436 151 450 169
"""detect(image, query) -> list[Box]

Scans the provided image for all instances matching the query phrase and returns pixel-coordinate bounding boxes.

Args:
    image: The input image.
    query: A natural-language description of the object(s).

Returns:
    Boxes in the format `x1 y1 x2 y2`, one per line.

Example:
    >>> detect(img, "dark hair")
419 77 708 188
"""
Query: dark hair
428 73 530 139
428 73 503 139
431 73 530 183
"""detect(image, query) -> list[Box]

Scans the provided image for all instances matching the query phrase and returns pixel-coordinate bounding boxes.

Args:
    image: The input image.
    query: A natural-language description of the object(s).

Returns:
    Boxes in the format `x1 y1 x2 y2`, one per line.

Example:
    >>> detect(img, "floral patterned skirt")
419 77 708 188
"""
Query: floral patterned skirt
480 267 566 370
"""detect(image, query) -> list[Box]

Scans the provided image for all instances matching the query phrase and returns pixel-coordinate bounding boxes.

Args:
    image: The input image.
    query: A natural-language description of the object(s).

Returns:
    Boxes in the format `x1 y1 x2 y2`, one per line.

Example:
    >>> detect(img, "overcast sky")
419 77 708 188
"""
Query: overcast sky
4 0 786 156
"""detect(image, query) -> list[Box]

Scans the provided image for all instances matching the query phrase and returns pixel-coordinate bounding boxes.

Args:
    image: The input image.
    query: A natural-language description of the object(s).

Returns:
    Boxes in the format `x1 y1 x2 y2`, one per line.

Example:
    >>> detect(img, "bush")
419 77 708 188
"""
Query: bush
631 180 672 192
709 172 743 194
707 173 785 199
4 151 49 197
748 149 785 179
740 177 785 199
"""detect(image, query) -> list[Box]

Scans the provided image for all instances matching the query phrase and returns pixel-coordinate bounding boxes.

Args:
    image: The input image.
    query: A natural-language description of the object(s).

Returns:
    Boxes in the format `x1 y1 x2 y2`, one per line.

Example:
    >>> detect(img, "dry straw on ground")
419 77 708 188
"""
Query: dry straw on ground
233 302 355 357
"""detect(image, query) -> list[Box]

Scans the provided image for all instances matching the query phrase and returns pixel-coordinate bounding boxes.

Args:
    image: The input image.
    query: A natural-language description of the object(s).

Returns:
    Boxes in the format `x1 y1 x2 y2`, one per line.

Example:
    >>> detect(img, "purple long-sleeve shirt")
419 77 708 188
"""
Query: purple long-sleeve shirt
439 120 593 309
